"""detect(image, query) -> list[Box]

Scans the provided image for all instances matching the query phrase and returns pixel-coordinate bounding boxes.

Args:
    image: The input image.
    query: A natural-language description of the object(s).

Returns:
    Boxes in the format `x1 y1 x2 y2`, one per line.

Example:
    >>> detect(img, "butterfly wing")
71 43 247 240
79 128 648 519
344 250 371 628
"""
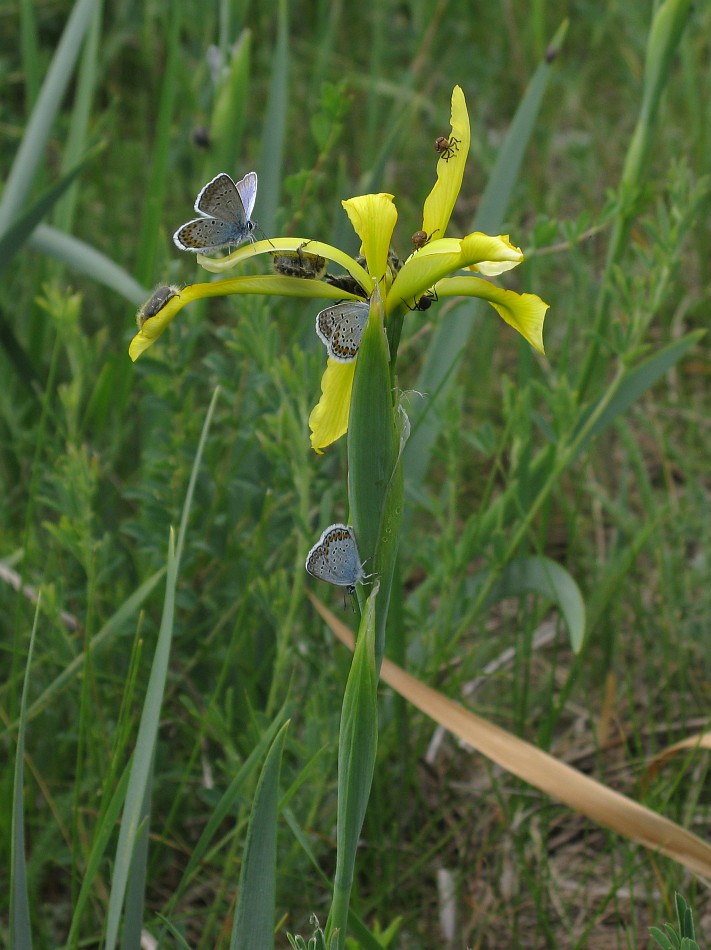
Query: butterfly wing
305 524 362 589
173 216 246 253
194 173 244 221
235 171 258 220
315 303 368 362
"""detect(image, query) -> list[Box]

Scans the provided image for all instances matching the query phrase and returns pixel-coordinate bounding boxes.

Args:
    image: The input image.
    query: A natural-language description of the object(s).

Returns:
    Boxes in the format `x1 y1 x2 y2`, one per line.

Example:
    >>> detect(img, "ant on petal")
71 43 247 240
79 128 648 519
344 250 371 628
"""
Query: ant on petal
434 135 460 162
404 287 438 312
411 228 439 250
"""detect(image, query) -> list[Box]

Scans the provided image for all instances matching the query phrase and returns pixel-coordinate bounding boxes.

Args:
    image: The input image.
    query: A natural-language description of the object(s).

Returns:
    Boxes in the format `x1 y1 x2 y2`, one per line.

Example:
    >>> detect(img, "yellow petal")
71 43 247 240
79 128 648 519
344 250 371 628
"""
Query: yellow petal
436 276 549 354
387 239 464 312
198 237 373 292
128 289 188 360
462 233 524 275
388 233 525 314
128 275 367 361
309 359 357 453
421 85 471 239
341 194 397 280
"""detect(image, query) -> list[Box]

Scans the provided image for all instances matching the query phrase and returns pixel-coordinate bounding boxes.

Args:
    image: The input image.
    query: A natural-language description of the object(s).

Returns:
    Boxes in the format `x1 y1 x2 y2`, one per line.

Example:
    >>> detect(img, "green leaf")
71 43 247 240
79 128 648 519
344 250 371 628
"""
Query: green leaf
258 0 289 234
327 587 379 949
64 764 131 946
230 721 290 950
28 224 148 305
167 699 291 912
574 330 705 457
4 568 165 736
0 0 99 233
104 388 221 950
348 287 402 668
471 555 586 653
134 4 182 285
210 30 251 180
0 148 101 278
649 928 675 950
10 601 40 950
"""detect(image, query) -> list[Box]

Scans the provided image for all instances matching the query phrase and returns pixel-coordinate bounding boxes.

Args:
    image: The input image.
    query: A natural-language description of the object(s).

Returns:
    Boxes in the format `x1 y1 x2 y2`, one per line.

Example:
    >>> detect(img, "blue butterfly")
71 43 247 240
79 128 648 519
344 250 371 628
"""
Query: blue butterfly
315 301 369 362
173 171 258 254
305 524 370 594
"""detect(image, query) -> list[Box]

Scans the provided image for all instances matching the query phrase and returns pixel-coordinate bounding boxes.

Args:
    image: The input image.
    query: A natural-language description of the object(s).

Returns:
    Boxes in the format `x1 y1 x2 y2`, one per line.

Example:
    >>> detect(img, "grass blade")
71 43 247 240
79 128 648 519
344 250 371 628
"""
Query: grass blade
326 585 379 949
28 224 148 305
0 149 101 277
230 721 290 950
257 0 289 234
3 568 166 736
64 763 131 946
19 0 41 109
167 699 290 913
134 4 182 286
104 388 221 950
470 555 586 653
0 0 99 233
53 2 102 232
574 330 705 456
209 29 251 179
10 600 40 950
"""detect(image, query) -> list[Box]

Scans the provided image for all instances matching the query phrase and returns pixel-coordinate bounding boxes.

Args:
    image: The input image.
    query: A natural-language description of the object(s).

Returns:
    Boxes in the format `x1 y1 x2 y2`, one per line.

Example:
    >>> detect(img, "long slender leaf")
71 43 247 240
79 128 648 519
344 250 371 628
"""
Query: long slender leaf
10 600 40 950
4 568 166 736
28 224 148 305
135 4 181 285
230 721 290 950
318 598 711 880
0 150 101 277
209 30 251 179
0 0 99 232
120 769 153 950
19 0 41 109
64 763 132 946
168 698 291 910
257 0 289 233
284 810 388 950
327 585 379 949
54 1 103 232
574 330 705 456
104 388 221 950
467 555 586 653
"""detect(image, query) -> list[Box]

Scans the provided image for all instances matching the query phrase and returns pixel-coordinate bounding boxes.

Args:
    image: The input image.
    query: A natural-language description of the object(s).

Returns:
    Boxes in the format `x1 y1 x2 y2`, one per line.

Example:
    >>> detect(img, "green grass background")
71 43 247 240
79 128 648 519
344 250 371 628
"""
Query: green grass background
1 0 710 947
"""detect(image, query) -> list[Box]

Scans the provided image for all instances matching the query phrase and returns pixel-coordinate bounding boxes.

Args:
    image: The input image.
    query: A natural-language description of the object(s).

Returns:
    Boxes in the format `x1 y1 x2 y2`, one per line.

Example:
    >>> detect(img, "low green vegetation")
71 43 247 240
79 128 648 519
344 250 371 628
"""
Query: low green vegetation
2 1 710 947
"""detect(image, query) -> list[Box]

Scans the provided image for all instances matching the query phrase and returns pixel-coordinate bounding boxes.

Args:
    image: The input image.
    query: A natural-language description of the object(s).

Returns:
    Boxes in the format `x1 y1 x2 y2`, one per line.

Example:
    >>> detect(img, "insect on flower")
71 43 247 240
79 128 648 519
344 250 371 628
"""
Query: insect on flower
136 285 181 328
173 171 258 254
270 242 327 280
404 288 438 312
315 301 369 362
434 135 460 162
411 229 439 250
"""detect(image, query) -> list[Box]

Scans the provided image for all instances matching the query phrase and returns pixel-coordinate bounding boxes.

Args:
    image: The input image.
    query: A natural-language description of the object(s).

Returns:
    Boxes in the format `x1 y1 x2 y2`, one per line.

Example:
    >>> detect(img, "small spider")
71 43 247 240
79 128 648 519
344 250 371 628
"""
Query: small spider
404 288 438 312
411 228 439 250
434 134 461 162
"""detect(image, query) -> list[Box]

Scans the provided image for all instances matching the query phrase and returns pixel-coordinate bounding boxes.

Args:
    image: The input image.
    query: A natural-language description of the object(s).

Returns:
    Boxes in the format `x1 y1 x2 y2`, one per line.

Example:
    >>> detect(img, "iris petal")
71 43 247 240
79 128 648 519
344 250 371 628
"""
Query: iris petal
309 359 358 453
342 194 398 280
436 275 548 354
421 85 471 239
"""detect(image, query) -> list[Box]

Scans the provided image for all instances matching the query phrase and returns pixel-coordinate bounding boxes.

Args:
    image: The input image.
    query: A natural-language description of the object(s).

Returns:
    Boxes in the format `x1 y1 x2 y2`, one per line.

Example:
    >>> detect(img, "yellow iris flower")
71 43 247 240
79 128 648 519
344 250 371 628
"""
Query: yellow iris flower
129 85 549 453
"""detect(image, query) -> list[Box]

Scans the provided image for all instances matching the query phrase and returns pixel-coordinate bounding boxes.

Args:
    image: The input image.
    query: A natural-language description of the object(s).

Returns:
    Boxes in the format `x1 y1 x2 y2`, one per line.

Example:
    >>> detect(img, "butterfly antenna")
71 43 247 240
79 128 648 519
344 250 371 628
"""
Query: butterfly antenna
255 224 274 247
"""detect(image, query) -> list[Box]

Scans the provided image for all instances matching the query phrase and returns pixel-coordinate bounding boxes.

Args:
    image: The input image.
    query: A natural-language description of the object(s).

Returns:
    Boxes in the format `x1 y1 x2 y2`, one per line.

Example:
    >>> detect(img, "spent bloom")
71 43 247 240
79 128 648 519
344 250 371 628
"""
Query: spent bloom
129 85 548 452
